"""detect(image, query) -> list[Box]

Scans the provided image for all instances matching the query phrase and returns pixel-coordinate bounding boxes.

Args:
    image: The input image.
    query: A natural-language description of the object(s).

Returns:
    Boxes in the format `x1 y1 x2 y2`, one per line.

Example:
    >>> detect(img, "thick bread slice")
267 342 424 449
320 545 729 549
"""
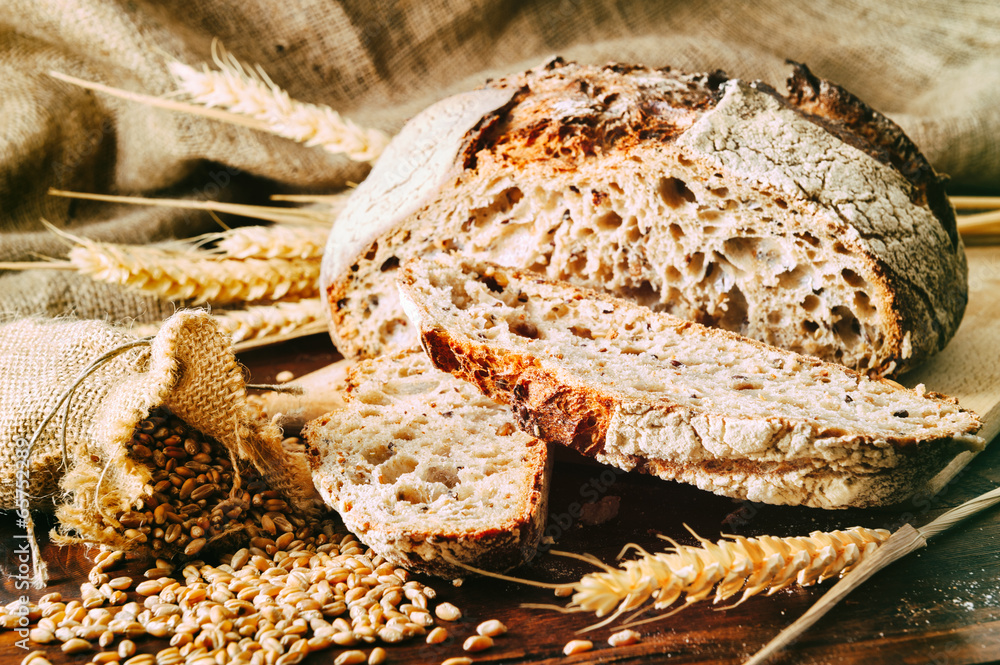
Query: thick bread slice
322 59 967 378
397 256 983 509
301 349 552 577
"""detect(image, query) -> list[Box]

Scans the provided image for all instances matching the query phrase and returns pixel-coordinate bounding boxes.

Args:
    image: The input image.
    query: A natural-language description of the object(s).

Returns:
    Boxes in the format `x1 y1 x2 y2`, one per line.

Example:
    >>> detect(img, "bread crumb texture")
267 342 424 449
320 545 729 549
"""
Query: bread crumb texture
397 255 982 508
302 350 551 575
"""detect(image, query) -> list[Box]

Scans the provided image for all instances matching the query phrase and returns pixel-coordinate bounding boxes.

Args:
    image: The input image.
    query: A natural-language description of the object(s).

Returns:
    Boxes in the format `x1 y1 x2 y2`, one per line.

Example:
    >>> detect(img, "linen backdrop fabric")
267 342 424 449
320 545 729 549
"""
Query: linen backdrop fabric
1 0 999 321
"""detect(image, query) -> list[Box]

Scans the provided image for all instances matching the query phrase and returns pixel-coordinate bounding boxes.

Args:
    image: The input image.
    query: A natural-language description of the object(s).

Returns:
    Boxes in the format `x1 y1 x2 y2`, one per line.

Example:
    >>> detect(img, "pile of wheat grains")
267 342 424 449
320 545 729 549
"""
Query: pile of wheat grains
1 407 466 665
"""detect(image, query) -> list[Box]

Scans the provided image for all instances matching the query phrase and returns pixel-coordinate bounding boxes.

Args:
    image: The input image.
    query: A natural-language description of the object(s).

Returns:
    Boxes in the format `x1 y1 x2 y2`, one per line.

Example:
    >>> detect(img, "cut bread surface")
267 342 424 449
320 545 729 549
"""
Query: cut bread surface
302 349 551 576
397 255 982 508
323 60 966 378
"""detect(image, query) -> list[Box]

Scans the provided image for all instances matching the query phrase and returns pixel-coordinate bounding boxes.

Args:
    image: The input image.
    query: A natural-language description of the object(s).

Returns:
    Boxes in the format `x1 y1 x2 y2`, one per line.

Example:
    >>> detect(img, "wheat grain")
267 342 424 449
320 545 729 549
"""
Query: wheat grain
68 240 318 305
168 41 389 162
210 225 328 260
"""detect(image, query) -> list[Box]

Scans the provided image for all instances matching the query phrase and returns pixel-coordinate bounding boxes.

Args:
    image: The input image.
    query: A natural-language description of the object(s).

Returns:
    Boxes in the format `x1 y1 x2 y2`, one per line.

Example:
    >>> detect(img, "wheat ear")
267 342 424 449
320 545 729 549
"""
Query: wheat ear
563 526 890 630
204 298 327 342
168 40 389 162
444 525 890 631
205 225 329 260
131 298 326 343
68 239 318 305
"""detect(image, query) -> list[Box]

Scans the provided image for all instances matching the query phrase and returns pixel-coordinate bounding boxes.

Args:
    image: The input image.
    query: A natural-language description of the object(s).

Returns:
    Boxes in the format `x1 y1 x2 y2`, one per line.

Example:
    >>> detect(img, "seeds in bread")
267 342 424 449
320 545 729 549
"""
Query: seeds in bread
302 349 552 577
396 255 983 509
321 59 966 378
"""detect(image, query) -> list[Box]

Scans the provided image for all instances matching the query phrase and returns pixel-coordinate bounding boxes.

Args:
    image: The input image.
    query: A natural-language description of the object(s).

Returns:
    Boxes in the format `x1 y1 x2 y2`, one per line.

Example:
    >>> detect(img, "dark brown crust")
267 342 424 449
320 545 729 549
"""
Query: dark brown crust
478 59 725 167
422 326 614 457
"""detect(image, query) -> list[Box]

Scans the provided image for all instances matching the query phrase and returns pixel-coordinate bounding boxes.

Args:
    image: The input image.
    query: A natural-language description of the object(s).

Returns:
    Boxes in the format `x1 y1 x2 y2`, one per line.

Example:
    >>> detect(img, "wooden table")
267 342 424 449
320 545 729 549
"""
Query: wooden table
4 247 1000 665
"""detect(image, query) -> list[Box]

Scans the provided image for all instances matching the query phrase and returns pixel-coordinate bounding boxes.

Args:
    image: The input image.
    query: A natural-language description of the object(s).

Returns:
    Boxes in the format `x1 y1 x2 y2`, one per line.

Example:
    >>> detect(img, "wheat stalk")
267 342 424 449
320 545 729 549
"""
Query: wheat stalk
48 188 336 226
68 239 319 305
207 225 329 260
168 40 390 162
445 525 890 631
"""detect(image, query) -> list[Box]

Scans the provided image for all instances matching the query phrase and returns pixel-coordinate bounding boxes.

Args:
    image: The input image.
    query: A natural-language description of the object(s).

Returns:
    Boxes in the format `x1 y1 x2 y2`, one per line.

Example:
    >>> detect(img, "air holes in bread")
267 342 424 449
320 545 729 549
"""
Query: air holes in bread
778 265 810 289
795 232 821 248
854 291 877 319
802 294 821 312
421 465 459 488
658 176 697 208
508 319 541 340
364 242 379 261
380 256 400 272
382 455 419 484
841 268 866 288
482 275 505 293
624 280 659 308
668 223 685 242
719 286 748 331
832 306 862 348
570 325 595 340
803 320 820 334
363 443 394 467
357 391 391 406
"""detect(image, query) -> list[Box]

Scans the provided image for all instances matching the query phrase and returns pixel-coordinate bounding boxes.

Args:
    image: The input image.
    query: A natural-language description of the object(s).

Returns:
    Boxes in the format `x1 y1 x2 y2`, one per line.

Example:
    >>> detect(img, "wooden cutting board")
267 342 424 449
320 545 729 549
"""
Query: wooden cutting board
2 247 999 665
903 245 1000 492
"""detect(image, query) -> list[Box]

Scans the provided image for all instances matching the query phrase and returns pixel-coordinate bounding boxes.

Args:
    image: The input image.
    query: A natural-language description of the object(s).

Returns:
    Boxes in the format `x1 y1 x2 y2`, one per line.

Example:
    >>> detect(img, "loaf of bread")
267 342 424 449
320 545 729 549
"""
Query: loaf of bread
301 349 552 576
397 255 983 509
321 59 967 378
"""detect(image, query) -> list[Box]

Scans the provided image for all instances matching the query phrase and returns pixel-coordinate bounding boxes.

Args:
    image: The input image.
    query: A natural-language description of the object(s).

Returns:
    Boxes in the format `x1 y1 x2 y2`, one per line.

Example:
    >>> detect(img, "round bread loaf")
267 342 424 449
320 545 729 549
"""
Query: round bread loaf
320 59 967 377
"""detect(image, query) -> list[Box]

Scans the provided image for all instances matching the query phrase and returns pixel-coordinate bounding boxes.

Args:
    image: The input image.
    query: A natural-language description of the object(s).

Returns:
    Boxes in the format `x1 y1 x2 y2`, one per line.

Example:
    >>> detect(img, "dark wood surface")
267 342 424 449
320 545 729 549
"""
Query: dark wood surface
3 333 1000 665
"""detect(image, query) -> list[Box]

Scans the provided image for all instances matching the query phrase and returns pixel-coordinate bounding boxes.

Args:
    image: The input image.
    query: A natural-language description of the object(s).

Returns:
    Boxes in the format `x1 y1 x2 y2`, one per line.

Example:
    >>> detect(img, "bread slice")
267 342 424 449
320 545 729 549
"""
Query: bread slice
321 59 966 378
397 255 983 509
301 349 552 577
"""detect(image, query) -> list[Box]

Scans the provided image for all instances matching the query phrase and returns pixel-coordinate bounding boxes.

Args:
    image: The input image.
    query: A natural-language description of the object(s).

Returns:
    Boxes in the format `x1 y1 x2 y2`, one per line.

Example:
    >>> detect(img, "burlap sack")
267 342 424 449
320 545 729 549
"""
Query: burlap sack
0 310 321 552
2 1 1000 325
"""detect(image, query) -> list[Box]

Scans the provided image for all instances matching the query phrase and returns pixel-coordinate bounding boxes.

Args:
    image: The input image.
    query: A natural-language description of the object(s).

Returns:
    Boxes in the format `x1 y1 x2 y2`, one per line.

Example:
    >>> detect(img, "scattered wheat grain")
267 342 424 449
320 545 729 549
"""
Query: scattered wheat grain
426 626 448 644
434 603 462 622
608 629 641 646
462 635 493 652
475 620 507 637
563 639 593 655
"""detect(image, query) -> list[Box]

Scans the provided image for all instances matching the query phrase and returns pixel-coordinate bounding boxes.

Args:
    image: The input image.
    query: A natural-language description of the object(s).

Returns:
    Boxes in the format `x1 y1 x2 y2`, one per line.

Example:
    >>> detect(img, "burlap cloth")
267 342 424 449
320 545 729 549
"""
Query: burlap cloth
1 0 999 320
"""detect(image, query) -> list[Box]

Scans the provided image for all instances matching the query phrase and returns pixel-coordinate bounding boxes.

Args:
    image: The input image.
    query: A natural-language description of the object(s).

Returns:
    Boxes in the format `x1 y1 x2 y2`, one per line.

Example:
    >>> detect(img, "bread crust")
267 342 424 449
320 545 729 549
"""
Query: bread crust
322 59 967 377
